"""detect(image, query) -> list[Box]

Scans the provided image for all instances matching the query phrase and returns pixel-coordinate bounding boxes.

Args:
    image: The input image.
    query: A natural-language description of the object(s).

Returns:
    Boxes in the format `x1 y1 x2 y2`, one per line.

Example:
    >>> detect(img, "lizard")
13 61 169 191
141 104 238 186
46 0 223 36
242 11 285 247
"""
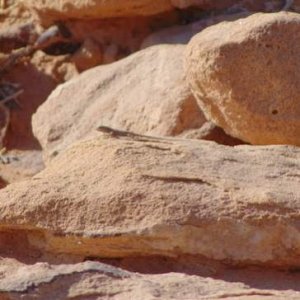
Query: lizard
96 125 146 139
96 125 177 145
96 125 168 142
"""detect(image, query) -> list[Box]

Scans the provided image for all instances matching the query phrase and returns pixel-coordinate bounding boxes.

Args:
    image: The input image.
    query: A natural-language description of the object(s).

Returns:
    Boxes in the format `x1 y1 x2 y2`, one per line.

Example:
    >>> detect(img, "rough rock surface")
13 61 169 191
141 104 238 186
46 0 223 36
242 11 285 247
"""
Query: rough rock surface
32 45 206 159
185 12 300 146
21 0 174 25
1 259 299 299
0 132 300 267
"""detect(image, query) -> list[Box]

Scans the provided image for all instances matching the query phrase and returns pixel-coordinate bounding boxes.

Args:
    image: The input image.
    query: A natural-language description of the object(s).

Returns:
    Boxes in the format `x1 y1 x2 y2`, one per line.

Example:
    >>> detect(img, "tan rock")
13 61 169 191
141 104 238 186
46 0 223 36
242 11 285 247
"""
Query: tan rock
0 2 33 27
1 258 299 299
32 45 205 160
21 0 174 25
0 132 300 267
185 12 300 146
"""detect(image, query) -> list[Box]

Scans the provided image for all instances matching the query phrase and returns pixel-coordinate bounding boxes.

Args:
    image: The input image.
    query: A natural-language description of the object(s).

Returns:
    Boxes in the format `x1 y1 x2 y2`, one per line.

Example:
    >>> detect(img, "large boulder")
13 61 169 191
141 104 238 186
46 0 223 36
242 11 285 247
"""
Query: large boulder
32 45 205 160
0 132 300 268
185 12 300 146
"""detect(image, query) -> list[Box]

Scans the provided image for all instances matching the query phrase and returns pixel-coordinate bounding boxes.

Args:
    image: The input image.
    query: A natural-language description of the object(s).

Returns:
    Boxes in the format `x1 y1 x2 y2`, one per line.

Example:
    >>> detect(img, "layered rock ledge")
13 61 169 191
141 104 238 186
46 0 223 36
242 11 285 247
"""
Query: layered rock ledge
0 131 299 268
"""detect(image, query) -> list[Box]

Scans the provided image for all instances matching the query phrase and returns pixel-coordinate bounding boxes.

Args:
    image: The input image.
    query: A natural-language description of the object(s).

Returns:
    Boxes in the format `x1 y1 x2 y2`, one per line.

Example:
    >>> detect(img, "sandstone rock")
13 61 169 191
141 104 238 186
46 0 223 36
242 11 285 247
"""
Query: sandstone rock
0 2 33 27
181 121 246 146
32 45 205 160
21 0 174 25
1 132 300 267
1 259 299 299
185 12 300 146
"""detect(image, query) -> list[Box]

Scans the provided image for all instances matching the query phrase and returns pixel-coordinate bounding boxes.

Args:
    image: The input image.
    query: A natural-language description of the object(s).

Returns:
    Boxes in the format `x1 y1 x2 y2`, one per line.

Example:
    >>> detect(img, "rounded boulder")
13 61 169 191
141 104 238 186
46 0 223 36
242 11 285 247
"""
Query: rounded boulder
185 12 300 145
